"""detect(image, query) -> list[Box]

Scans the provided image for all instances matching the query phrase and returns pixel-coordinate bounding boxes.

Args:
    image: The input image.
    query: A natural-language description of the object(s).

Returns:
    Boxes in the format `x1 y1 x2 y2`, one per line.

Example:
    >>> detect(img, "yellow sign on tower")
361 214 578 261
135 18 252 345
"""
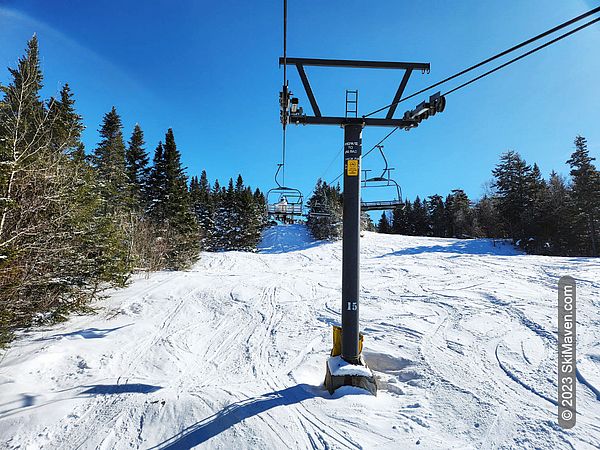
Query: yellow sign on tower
347 159 359 176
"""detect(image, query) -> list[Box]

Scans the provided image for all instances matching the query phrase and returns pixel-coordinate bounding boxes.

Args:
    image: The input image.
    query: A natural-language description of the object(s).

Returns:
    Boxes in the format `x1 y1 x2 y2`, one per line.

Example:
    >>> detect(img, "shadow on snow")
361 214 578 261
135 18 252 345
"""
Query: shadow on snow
150 383 367 449
379 239 520 257
0 382 161 419
80 383 162 395
36 324 133 341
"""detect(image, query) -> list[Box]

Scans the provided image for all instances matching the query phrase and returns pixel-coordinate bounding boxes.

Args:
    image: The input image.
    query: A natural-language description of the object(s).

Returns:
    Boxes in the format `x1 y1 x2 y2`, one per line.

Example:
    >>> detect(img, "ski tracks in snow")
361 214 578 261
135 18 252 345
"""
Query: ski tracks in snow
1 227 600 449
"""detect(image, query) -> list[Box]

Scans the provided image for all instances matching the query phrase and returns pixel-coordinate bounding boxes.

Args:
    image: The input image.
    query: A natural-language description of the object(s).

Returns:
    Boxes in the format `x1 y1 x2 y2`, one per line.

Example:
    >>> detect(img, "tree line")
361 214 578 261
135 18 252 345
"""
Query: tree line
375 137 599 257
304 137 599 258
0 37 266 345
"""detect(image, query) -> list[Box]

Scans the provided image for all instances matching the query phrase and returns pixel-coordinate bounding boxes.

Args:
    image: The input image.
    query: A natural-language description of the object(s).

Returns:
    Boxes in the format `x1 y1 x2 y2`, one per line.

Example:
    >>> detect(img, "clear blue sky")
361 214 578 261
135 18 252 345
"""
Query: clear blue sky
1 0 599 203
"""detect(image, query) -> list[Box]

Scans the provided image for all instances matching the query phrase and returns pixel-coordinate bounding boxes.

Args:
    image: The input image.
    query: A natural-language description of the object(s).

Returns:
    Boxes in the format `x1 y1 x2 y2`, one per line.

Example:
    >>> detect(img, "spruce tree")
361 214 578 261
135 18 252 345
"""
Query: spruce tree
306 179 343 240
377 212 392 233
391 200 411 235
361 212 376 232
190 170 214 248
91 107 128 212
126 124 149 211
533 171 572 254
474 195 502 238
159 129 199 267
48 83 85 156
412 196 430 236
0 39 129 343
428 194 446 237
445 189 472 238
492 151 535 242
566 135 600 255
0 36 44 244
147 142 167 220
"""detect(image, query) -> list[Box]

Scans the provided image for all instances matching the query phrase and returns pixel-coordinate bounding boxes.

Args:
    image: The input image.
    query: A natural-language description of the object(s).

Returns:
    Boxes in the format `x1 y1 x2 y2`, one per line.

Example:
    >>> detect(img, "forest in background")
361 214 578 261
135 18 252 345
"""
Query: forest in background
0 37 267 345
307 137 600 257
1 37 598 346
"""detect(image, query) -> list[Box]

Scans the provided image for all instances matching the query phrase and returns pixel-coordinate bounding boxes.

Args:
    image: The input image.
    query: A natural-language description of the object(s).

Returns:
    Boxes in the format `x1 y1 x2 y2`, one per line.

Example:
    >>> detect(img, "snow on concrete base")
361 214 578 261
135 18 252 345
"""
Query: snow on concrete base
327 355 373 377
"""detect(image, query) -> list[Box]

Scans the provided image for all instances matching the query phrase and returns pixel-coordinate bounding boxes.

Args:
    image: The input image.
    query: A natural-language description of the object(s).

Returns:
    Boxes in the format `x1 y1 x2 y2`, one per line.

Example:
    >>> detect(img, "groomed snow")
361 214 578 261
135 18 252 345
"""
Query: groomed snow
1 224 599 449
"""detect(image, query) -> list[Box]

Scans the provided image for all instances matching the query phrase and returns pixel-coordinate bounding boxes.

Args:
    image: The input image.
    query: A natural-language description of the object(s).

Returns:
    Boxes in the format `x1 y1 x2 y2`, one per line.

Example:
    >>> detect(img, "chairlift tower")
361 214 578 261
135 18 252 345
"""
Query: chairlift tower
280 55 447 394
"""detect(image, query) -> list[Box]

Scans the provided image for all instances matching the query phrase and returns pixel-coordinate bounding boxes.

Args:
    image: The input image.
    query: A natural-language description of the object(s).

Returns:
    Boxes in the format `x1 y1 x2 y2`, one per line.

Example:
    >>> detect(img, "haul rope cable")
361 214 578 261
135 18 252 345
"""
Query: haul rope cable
328 7 600 184
363 6 600 119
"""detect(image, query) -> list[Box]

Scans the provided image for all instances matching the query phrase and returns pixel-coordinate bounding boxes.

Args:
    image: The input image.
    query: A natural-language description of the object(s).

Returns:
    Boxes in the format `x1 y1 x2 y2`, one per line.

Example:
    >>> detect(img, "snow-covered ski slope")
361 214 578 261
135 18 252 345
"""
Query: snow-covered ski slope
1 225 600 449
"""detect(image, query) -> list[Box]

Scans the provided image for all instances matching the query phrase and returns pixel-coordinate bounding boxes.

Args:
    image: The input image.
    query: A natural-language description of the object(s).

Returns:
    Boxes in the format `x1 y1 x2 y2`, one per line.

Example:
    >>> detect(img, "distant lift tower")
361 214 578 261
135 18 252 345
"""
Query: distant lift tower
279 57 446 395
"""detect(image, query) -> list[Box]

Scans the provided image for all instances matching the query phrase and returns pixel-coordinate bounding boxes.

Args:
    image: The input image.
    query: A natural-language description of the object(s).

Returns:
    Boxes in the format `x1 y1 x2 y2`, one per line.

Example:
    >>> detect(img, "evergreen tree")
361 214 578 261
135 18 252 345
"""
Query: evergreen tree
126 124 149 211
0 39 129 343
474 195 502 238
566 135 600 255
91 107 128 212
190 170 213 247
155 129 198 267
306 179 343 240
48 83 85 156
411 196 430 236
237 181 267 250
361 212 376 232
524 163 548 245
428 194 446 237
492 151 535 241
0 36 44 244
534 171 573 254
377 212 392 233
212 178 237 251
147 142 167 220
391 200 411 235
445 189 472 237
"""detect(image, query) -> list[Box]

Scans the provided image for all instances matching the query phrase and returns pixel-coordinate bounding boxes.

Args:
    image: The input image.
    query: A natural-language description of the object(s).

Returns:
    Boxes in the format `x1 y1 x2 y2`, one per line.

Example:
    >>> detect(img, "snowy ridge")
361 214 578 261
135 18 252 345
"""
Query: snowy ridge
1 226 599 449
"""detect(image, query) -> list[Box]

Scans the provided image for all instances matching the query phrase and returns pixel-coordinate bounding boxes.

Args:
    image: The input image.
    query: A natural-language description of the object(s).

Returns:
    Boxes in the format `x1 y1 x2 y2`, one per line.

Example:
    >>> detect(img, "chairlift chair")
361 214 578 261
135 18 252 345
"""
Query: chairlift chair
360 145 404 211
306 201 332 219
267 164 304 223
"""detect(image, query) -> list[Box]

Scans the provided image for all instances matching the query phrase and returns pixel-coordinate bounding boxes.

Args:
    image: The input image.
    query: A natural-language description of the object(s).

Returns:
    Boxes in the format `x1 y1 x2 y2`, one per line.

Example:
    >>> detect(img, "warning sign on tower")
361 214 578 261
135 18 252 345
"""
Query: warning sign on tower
347 159 359 176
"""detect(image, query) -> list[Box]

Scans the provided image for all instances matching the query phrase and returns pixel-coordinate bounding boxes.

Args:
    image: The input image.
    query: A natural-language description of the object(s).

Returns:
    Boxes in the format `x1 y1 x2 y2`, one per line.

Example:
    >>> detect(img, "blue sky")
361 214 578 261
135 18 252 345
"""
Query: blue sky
1 0 599 204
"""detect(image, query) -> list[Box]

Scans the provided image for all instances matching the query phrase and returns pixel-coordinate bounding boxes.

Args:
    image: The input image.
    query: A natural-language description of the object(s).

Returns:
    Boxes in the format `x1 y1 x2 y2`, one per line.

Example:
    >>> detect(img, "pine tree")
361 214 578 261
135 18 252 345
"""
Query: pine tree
0 39 129 343
157 129 198 267
566 135 600 256
191 170 214 247
492 151 535 242
306 179 343 240
428 194 446 237
126 124 149 211
411 196 430 236
392 200 410 235
147 142 167 220
377 212 392 233
445 189 472 238
48 83 85 156
361 212 376 232
474 195 502 238
91 107 128 213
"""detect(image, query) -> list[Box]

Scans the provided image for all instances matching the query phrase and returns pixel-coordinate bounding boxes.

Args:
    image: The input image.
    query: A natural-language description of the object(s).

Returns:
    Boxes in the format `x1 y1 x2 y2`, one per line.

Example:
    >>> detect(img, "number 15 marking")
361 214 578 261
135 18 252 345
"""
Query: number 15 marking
347 302 357 311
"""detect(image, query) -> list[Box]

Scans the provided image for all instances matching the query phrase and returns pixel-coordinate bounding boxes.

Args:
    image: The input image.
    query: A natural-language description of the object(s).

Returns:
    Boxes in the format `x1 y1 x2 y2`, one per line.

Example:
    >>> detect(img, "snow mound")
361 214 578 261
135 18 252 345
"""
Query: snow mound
327 355 373 377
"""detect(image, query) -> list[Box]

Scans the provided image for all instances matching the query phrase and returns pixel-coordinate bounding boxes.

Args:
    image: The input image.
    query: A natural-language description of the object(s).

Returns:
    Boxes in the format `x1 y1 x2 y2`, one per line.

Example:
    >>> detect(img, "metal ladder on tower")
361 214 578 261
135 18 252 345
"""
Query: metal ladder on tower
345 90 358 118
